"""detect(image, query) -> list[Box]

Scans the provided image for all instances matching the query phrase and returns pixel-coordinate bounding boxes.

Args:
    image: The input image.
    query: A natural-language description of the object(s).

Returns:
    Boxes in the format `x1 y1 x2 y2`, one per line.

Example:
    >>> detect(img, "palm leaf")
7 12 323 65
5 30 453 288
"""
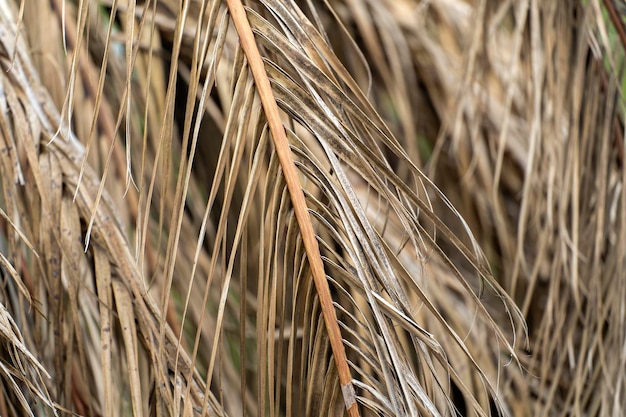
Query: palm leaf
0 0 624 416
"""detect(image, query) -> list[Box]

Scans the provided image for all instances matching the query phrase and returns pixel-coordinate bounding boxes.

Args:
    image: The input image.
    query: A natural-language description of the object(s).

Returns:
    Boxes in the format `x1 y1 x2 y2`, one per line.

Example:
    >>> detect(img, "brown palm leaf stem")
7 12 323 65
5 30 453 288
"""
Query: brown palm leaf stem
0 0 623 416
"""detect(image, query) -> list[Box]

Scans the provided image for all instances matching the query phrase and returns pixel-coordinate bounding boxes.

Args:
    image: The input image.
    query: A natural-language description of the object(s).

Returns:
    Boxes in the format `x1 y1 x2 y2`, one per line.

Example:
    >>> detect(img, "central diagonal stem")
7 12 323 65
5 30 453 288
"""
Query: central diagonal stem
225 0 358 415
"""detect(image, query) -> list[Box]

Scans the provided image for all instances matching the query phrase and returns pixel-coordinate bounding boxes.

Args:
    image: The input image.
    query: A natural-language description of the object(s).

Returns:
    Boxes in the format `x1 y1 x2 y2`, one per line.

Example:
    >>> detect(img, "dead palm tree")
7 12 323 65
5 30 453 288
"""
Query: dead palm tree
0 0 623 416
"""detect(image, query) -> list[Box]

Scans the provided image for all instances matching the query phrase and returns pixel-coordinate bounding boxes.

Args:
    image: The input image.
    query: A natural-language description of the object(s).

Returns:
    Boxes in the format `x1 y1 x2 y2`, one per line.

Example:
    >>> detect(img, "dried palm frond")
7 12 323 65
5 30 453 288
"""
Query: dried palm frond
0 0 623 416
339 0 624 415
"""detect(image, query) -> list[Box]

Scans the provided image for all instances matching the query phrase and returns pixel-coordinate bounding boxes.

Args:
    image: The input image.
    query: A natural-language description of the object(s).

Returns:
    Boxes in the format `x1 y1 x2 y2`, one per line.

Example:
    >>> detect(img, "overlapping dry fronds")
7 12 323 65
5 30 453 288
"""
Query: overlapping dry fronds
0 0 623 416
327 0 626 415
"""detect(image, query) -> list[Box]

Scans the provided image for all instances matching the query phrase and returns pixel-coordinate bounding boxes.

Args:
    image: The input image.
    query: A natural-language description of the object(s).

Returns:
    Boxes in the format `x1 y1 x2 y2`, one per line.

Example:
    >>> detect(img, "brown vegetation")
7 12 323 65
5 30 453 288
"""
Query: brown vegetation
0 0 623 416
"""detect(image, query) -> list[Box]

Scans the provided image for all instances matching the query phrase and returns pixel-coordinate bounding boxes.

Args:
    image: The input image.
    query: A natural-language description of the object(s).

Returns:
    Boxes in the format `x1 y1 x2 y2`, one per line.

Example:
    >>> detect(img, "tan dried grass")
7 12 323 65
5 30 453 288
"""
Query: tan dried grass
0 0 622 416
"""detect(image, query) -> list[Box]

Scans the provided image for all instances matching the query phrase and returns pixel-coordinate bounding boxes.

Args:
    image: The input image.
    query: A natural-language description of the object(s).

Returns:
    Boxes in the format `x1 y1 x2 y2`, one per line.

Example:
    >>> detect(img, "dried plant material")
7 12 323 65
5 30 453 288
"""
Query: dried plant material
0 0 622 416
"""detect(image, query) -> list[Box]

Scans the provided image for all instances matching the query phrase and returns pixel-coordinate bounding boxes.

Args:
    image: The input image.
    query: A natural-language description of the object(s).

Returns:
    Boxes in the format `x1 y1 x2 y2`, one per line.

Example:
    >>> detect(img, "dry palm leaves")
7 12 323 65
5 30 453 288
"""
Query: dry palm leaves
333 0 626 415
0 0 622 417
